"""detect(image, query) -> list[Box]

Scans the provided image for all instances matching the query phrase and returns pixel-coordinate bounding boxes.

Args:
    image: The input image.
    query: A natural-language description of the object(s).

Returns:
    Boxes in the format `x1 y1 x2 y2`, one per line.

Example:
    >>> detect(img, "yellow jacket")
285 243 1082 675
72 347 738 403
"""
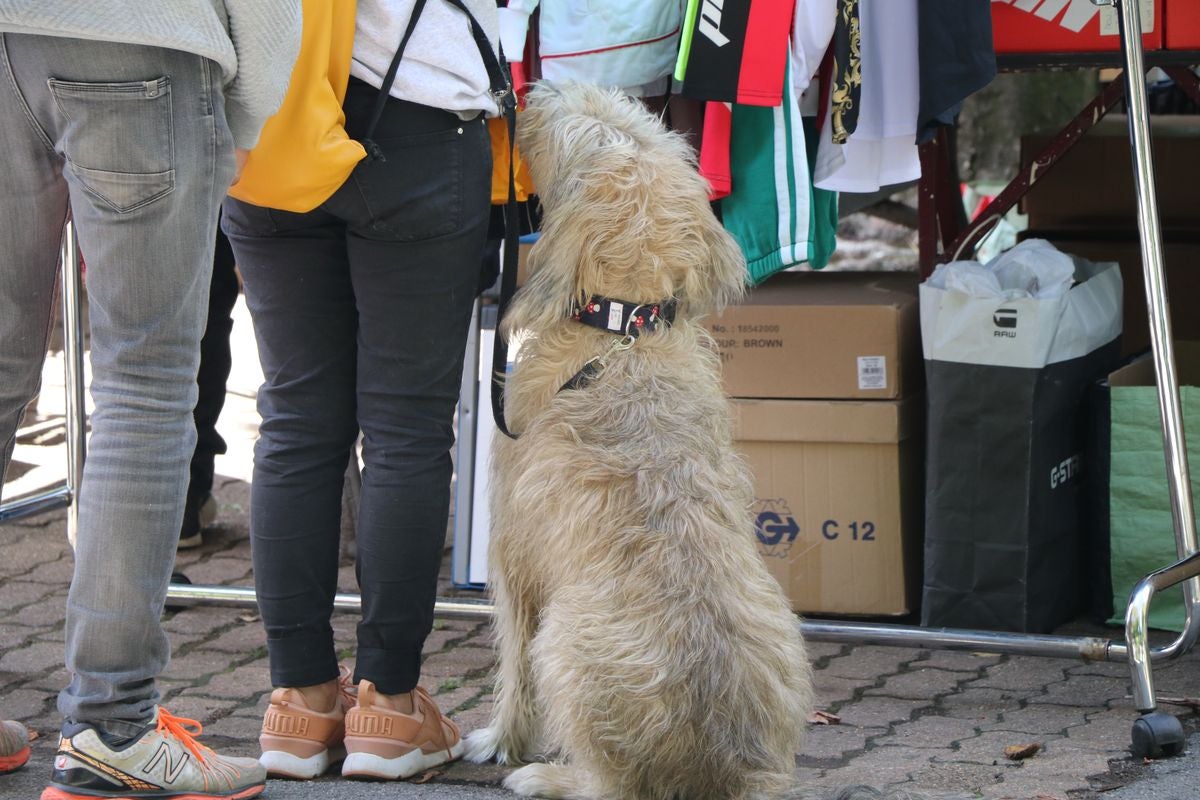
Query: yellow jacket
228 0 365 212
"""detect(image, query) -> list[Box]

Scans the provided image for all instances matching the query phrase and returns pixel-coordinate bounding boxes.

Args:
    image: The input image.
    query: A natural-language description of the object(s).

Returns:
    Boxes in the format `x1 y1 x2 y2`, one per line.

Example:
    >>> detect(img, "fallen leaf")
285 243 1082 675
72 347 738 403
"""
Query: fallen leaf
1004 742 1042 760
237 613 261 623
807 710 841 725
26 729 39 741
411 768 443 784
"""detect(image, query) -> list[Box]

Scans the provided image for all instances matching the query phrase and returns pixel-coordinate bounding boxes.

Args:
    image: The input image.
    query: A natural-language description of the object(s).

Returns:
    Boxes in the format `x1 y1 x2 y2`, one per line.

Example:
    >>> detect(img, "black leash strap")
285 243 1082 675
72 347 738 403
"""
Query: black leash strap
491 92 520 439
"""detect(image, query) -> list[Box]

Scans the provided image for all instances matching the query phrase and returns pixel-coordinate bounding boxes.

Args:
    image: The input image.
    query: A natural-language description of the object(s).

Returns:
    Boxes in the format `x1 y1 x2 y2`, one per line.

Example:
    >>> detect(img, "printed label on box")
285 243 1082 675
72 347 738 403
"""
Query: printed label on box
1099 0 1155 34
857 356 887 390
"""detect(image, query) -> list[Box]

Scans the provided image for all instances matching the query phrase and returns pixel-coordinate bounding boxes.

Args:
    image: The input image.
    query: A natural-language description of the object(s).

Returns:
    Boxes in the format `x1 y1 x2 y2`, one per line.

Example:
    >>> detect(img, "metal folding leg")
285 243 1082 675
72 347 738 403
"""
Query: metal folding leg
0 221 87 545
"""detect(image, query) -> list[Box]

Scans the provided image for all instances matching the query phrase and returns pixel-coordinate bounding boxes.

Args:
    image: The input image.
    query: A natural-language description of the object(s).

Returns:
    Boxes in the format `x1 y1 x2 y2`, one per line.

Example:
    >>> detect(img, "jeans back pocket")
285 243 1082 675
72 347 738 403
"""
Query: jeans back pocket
48 76 175 213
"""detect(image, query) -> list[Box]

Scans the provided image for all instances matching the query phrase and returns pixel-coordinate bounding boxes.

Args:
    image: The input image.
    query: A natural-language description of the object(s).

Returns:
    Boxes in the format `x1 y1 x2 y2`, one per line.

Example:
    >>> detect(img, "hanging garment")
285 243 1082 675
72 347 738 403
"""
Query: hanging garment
720 57 839 283
498 0 683 93
916 0 996 143
825 0 861 144
698 0 835 199
676 0 797 107
813 0 920 193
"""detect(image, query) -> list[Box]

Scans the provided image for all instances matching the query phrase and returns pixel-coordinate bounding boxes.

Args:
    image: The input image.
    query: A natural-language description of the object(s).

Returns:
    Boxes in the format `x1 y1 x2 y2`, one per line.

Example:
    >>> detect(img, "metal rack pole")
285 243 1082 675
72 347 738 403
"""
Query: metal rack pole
1106 0 1200 718
0 222 84 526
60 221 87 544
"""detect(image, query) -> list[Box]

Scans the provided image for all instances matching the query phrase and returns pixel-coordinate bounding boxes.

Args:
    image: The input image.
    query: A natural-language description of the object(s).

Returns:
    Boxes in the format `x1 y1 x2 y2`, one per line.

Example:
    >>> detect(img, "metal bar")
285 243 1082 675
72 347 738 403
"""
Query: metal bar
158 582 1200 670
60 221 87 544
1160 65 1200 110
1110 0 1200 713
1126 551 1200 710
997 50 1200 73
916 140 942 276
164 583 496 621
0 486 72 524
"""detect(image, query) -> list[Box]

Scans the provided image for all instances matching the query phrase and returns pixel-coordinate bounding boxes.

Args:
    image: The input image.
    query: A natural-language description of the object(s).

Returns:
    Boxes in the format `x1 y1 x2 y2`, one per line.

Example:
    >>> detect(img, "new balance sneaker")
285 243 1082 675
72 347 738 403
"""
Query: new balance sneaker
342 682 463 780
259 666 356 779
0 719 31 774
41 707 265 800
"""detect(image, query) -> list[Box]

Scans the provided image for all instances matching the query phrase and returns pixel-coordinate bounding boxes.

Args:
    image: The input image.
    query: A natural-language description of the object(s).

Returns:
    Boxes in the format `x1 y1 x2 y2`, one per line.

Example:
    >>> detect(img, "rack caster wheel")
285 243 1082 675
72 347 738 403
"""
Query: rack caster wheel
164 571 191 613
1131 711 1185 758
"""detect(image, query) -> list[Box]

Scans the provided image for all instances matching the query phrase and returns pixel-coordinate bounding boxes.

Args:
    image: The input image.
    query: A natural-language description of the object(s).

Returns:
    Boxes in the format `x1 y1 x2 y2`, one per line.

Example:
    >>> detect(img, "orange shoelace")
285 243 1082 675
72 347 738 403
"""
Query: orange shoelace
156 708 209 764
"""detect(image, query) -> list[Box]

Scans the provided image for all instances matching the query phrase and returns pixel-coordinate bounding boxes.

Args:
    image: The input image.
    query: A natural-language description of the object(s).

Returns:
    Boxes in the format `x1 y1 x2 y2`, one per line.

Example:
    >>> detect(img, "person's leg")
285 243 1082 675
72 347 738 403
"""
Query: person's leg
180 224 239 547
221 198 358 691
0 34 70 494
331 85 491 780
335 88 493 695
4 33 237 734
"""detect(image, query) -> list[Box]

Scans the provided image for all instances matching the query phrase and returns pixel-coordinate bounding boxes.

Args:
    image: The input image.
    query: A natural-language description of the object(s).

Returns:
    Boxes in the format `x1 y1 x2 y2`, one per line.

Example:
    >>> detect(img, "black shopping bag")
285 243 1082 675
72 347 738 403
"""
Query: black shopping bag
919 256 1122 632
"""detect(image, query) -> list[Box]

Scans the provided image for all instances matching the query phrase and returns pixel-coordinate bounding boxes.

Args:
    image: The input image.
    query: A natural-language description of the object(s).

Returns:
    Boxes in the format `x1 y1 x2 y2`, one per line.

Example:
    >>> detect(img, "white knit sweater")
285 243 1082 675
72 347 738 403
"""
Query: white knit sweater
0 1 301 149
351 0 501 117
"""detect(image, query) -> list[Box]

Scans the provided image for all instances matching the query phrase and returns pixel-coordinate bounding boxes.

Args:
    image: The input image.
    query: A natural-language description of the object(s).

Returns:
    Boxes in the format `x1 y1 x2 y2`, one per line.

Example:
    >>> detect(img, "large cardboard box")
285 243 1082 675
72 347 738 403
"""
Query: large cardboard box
1166 0 1200 49
733 396 924 616
1031 234 1200 357
706 272 921 400
1021 116 1200 233
991 0 1162 54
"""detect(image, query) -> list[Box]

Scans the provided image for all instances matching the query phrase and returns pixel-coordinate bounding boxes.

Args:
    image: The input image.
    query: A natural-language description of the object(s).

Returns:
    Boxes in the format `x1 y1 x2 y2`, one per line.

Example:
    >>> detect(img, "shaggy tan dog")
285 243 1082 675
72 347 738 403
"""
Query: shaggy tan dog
463 82 812 800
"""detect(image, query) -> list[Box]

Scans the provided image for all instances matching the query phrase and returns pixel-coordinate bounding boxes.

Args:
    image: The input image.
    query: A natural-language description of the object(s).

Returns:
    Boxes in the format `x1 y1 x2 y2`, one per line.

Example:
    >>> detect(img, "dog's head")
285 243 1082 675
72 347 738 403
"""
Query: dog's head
506 82 746 335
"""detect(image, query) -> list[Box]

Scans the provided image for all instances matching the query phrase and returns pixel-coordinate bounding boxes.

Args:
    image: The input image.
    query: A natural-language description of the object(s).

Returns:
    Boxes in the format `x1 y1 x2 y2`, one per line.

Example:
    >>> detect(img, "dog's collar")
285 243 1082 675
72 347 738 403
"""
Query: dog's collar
571 296 676 338
559 296 676 393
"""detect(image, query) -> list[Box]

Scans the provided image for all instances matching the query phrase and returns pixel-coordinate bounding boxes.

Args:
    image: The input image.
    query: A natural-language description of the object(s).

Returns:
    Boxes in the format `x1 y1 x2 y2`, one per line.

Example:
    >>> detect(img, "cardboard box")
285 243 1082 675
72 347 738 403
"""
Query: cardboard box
1166 0 1200 49
1021 115 1200 233
706 272 921 400
733 396 924 616
1031 234 1200 357
992 0 1162 54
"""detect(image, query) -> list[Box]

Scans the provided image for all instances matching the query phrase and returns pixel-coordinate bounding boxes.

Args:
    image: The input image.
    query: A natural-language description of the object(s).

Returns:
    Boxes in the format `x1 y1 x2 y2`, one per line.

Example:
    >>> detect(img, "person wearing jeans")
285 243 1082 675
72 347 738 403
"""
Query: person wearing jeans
221 0 501 781
0 5 299 799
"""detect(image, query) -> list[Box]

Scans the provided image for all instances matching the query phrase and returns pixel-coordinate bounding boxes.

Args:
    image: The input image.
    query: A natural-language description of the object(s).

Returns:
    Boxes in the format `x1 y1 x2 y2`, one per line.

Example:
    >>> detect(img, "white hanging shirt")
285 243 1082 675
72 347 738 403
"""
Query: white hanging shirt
813 0 921 193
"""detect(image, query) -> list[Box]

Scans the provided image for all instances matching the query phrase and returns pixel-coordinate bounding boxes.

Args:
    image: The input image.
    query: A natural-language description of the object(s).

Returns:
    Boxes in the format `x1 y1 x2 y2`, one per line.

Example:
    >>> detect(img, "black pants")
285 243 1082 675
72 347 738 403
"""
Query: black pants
187 226 237 512
221 79 492 694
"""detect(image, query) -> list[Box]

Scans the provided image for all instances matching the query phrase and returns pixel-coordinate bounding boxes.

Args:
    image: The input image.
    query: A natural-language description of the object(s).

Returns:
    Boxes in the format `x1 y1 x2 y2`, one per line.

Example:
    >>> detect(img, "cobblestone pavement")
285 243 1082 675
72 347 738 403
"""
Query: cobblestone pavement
3 299 1198 800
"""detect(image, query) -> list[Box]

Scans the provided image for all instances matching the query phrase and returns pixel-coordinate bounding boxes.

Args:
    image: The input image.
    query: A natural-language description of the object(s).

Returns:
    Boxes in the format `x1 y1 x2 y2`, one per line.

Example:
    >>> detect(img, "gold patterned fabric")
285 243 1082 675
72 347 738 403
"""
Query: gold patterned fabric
829 0 862 145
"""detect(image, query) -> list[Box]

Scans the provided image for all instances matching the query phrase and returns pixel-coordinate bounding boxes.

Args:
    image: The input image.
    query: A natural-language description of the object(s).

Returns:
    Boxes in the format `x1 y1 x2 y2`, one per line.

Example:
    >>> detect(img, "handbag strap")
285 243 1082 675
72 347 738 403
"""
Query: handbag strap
361 0 513 160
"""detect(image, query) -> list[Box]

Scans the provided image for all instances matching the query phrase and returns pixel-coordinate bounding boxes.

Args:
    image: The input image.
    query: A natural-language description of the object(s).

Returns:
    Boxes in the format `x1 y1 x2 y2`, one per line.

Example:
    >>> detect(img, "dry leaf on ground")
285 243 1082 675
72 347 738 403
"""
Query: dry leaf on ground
807 710 841 725
1004 742 1042 760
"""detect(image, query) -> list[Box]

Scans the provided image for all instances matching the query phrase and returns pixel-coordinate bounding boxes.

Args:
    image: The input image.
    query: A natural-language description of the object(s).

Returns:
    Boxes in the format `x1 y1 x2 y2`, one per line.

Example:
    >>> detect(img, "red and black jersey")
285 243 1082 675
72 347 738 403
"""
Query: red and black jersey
681 0 797 107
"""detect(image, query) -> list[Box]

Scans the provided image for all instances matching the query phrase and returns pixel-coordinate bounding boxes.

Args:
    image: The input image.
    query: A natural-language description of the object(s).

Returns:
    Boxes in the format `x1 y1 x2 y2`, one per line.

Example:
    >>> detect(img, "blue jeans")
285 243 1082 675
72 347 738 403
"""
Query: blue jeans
221 79 491 695
0 34 236 736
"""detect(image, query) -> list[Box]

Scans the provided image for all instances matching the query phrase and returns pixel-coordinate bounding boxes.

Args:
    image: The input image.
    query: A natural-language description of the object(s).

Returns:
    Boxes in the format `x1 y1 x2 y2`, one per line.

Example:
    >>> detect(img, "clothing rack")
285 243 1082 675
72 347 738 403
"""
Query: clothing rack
2 0 1194 760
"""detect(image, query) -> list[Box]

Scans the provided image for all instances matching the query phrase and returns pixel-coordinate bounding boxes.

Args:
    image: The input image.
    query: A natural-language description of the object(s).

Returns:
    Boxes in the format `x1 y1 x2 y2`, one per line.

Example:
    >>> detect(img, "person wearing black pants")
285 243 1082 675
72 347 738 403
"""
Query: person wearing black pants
221 69 494 778
181 225 239 548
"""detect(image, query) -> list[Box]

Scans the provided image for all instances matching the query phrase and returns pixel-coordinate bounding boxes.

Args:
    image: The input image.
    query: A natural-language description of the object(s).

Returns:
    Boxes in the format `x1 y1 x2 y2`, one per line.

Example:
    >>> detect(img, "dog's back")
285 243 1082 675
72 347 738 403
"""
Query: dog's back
472 82 812 800
514 330 812 800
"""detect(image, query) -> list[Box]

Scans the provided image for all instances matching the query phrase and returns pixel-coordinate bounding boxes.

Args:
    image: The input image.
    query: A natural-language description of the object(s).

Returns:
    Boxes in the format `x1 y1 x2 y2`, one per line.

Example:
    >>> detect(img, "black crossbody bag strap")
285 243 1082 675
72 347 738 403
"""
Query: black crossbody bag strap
359 0 429 160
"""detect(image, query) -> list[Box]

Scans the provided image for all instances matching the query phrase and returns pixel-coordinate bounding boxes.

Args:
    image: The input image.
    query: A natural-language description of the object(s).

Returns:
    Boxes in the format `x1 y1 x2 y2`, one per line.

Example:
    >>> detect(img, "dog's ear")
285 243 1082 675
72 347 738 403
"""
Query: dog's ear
679 208 748 317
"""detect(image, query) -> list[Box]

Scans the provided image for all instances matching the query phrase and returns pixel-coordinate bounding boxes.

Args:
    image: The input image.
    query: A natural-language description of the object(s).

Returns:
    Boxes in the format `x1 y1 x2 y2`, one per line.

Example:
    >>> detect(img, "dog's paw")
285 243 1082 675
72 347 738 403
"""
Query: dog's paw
503 763 576 799
463 726 528 766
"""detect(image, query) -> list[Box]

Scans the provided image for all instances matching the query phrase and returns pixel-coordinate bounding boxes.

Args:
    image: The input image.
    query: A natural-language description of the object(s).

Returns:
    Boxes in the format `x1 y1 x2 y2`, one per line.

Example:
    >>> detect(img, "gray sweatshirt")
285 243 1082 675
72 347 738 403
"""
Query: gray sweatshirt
0 1 301 149
351 0 501 118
